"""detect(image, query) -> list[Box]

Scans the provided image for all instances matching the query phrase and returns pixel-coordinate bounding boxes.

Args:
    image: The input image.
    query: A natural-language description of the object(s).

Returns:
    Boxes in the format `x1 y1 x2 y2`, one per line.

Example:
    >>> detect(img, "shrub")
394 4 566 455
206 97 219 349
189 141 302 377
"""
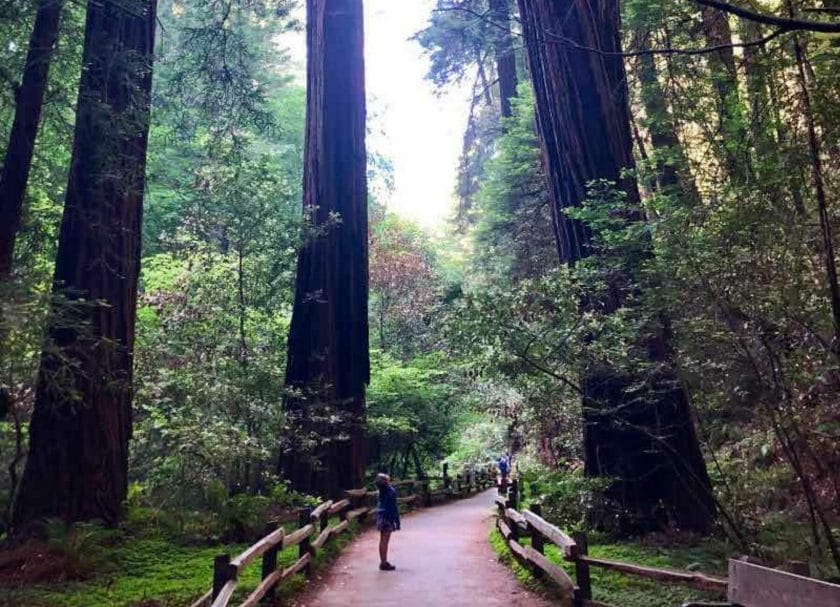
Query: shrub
525 469 613 534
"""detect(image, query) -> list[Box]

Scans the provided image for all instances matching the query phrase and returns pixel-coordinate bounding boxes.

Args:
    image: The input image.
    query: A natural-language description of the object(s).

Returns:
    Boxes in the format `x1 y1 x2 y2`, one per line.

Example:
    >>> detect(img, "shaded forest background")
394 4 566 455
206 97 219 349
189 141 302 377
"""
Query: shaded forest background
0 0 839 601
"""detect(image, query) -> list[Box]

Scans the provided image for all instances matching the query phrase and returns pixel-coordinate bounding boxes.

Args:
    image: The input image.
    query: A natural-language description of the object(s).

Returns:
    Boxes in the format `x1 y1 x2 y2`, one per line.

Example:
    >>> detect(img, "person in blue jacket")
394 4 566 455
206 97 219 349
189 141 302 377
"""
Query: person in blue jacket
498 454 510 487
375 473 400 571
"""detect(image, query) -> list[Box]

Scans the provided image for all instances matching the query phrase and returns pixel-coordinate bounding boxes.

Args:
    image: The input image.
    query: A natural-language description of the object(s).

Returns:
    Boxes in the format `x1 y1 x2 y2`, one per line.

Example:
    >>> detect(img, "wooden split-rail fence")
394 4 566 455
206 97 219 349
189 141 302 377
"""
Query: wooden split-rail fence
191 463 497 607
495 488 840 607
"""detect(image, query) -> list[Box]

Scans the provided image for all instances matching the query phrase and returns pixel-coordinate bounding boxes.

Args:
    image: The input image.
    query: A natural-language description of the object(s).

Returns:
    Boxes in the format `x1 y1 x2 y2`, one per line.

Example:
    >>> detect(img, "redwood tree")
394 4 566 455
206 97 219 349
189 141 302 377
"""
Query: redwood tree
488 0 518 119
283 0 369 497
14 0 157 526
0 0 64 279
517 0 715 532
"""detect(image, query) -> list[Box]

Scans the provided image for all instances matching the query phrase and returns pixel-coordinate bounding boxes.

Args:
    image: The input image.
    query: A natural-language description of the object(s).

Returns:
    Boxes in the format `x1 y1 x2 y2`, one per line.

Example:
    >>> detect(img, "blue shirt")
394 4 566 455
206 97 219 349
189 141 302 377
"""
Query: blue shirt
377 485 400 527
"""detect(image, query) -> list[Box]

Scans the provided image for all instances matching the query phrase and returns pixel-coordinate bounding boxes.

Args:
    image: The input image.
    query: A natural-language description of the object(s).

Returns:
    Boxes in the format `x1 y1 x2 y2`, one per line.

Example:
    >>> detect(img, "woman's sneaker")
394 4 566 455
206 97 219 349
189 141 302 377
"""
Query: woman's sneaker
379 562 396 571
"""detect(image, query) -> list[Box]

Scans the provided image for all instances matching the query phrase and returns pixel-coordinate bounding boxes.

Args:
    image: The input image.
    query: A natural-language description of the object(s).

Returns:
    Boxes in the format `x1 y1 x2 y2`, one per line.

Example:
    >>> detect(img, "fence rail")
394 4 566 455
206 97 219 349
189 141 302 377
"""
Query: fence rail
191 463 497 607
494 488 728 607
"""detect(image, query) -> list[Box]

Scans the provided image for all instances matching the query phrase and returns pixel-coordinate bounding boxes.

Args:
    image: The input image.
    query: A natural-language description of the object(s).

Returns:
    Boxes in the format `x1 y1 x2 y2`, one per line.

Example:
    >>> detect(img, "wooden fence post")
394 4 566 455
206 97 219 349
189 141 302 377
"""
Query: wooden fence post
299 507 313 576
443 463 450 493
530 503 545 555
213 554 236 600
572 531 592 606
510 479 519 509
423 480 432 507
260 522 279 603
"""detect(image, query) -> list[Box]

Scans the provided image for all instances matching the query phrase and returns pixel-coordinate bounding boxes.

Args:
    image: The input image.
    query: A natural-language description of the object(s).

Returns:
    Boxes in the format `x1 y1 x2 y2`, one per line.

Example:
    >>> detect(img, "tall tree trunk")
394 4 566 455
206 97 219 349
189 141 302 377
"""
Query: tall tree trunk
517 0 715 532
739 19 771 152
700 6 749 179
0 0 64 279
283 0 369 498
13 0 157 527
791 36 840 350
634 30 700 200
488 0 518 119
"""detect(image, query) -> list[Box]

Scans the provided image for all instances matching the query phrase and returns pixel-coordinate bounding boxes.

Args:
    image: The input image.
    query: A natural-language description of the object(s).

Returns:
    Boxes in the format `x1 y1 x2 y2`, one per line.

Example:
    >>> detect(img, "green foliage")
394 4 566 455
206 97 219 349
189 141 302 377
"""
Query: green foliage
472 84 557 280
444 416 507 469
367 351 464 474
524 469 613 535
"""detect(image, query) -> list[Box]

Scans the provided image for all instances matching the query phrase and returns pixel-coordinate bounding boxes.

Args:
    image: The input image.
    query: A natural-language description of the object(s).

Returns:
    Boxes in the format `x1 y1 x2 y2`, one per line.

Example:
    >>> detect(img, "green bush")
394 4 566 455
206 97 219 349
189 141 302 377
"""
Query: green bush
268 481 319 510
525 469 613 534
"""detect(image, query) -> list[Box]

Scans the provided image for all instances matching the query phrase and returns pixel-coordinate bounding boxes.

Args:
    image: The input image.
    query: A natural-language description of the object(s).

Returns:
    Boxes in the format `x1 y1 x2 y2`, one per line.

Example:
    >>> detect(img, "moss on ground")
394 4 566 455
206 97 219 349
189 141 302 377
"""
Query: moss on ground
0 518 359 607
489 527 729 607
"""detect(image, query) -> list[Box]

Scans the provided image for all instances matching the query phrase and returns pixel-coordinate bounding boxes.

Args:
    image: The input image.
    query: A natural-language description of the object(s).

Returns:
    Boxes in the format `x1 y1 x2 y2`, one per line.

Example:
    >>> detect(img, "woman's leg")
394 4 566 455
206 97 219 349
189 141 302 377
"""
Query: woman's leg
379 530 391 564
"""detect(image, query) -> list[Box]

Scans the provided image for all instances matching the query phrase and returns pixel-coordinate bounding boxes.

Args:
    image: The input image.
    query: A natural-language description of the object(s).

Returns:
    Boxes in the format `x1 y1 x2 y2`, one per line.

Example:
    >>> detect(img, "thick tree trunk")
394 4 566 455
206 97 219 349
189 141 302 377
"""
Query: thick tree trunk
283 0 368 498
13 0 156 527
517 0 715 532
488 0 518 119
0 0 63 279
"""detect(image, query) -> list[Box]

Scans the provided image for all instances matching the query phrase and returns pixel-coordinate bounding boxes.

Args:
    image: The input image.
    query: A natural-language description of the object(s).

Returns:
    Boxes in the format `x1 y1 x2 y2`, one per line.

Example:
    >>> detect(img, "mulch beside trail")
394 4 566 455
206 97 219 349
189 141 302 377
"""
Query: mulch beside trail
0 542 79 586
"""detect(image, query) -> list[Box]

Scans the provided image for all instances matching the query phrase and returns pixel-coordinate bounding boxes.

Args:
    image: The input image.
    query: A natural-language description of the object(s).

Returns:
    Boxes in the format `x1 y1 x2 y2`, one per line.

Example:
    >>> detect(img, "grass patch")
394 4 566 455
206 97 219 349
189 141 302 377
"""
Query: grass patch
489 529 539 590
0 517 361 607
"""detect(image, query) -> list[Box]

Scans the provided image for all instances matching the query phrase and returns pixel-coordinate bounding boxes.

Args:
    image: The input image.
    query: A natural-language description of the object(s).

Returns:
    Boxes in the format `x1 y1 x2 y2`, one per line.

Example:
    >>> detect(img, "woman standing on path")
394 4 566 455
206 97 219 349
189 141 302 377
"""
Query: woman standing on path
375 473 400 571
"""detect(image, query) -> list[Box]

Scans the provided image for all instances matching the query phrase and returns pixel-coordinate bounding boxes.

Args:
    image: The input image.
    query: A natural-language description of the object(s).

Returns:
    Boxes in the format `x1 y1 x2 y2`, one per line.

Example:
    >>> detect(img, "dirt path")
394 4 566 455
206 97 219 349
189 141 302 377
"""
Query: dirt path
293 489 551 607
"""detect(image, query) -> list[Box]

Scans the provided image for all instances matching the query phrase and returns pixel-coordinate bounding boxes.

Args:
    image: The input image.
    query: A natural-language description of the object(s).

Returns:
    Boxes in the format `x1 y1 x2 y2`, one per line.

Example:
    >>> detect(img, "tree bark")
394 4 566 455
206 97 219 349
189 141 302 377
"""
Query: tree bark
517 0 715 532
14 0 157 527
283 0 369 498
488 0 518 119
0 0 64 279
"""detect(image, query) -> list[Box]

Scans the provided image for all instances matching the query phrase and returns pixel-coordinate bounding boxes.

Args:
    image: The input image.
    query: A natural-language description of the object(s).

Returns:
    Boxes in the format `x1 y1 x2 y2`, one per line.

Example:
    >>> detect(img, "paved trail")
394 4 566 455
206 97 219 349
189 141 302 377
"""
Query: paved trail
294 489 550 607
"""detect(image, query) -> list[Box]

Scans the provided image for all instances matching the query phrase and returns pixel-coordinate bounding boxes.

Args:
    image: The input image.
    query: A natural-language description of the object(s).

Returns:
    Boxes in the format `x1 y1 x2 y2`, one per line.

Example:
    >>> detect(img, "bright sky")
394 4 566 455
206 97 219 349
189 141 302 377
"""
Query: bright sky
280 1 473 229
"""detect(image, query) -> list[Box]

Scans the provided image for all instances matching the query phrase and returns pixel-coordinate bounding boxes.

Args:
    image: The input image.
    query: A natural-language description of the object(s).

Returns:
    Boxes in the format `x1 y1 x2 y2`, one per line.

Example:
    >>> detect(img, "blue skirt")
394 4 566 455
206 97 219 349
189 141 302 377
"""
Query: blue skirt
376 513 399 532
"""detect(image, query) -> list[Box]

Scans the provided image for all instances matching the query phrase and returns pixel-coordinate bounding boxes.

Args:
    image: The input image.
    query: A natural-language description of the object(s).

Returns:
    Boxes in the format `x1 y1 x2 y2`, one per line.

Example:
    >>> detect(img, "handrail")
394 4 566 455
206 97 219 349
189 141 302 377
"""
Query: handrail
230 527 284 570
494 489 729 606
579 555 727 593
193 464 497 607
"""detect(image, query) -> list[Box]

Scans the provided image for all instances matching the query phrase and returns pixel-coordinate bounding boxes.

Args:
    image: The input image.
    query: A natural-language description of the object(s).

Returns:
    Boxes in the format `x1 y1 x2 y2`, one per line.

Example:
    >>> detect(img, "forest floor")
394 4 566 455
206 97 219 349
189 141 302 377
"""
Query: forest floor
0 516 357 607
294 488 552 607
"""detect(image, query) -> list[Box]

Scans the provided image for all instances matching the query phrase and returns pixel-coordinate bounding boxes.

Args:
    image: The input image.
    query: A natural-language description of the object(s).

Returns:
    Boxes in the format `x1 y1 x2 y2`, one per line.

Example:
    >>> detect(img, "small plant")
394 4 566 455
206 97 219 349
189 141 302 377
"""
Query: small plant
43 518 122 578
268 481 319 510
204 482 275 542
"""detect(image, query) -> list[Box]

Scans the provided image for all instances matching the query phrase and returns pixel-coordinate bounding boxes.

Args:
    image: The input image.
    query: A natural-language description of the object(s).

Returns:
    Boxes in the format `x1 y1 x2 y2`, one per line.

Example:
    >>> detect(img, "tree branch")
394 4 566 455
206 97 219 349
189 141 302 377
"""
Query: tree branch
434 6 795 58
688 0 840 33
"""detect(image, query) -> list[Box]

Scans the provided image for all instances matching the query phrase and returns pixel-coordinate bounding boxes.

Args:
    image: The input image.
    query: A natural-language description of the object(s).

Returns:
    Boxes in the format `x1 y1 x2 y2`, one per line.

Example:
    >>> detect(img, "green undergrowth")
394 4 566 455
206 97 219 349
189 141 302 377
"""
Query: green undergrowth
490 528 729 607
0 516 360 607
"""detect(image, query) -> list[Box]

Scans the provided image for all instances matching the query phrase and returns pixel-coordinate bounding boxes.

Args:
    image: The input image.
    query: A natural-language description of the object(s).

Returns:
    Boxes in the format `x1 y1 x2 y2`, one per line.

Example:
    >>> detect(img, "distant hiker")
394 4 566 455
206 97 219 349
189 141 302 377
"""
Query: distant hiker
497 454 510 487
375 473 400 571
